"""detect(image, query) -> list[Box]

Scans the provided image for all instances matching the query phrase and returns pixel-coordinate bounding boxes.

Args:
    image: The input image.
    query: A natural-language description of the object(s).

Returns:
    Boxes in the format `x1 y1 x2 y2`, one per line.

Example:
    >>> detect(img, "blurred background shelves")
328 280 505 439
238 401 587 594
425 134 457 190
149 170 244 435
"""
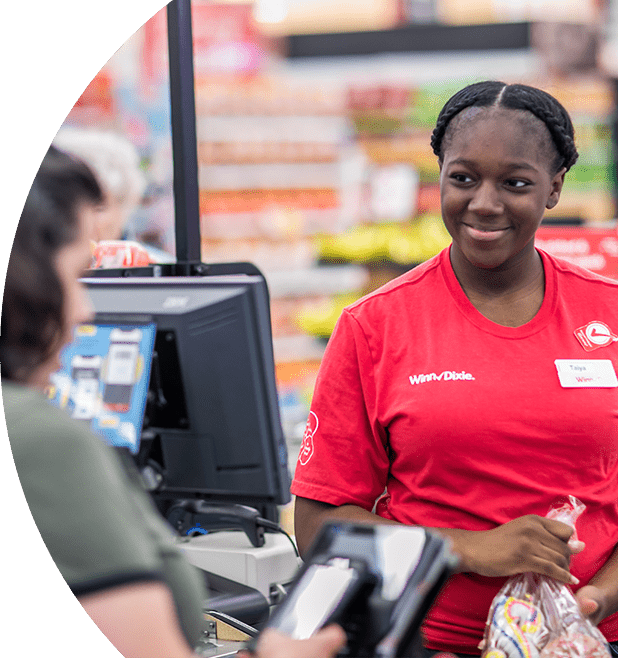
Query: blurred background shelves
60 0 618 477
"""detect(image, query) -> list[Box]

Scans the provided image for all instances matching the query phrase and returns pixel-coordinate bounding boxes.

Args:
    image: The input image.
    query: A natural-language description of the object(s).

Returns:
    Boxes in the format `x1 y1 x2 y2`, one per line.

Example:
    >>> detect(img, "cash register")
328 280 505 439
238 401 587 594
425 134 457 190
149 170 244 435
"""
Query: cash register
50 268 299 628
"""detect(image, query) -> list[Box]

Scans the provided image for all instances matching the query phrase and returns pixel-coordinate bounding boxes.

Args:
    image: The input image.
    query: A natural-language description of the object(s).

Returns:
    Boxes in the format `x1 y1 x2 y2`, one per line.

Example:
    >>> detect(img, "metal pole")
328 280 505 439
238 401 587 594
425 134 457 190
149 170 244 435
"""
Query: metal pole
167 0 201 265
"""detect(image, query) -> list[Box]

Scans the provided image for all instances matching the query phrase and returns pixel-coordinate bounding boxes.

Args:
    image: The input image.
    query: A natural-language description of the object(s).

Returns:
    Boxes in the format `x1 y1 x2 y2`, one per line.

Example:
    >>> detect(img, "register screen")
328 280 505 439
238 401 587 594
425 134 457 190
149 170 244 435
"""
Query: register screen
48 323 156 454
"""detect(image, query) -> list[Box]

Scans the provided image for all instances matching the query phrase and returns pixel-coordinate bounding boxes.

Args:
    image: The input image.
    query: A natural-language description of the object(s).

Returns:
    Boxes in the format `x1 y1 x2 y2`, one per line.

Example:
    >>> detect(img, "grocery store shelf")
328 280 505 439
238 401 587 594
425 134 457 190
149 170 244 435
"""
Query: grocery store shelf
198 115 347 142
287 22 530 58
265 264 369 298
201 208 341 239
199 162 341 190
273 334 327 363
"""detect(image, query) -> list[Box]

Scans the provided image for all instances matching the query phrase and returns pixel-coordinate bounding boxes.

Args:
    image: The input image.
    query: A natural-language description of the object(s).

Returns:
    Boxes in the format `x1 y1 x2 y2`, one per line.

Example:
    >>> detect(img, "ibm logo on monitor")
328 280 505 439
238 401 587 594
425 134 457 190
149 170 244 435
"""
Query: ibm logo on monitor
163 296 190 309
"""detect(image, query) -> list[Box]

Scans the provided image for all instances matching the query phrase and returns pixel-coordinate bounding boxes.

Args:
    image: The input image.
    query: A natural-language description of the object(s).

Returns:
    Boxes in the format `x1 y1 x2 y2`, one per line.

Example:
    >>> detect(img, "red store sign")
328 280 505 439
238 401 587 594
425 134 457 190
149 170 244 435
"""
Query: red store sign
535 226 618 280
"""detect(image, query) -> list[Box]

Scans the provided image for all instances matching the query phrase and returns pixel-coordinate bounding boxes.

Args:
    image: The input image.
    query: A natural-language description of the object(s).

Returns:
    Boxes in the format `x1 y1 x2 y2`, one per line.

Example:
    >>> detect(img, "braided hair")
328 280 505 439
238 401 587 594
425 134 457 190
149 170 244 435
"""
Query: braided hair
430 81 579 173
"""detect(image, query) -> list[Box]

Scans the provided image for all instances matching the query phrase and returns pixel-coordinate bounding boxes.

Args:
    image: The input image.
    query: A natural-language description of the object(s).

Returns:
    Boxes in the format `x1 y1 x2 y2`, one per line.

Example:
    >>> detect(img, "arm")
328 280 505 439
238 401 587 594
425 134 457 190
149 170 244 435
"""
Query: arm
79 582 196 658
246 626 347 658
295 496 582 584
82 583 348 658
295 497 399 557
575 542 618 624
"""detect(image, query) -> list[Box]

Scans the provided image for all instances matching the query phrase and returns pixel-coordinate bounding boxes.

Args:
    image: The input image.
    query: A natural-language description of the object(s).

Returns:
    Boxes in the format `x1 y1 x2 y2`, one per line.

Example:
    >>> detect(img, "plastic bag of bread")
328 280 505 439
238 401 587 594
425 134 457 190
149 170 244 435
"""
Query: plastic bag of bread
480 496 610 658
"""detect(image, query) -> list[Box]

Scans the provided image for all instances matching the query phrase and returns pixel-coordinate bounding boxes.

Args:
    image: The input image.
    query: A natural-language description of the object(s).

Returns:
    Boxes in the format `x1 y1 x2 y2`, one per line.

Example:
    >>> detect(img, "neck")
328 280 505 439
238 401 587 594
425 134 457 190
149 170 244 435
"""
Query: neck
25 367 53 392
450 245 546 327
450 243 542 295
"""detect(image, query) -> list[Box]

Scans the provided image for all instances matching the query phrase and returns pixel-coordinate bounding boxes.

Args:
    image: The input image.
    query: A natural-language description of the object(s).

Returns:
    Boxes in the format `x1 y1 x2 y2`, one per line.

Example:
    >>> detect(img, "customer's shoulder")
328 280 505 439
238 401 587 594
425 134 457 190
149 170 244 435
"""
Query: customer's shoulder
3 382 95 457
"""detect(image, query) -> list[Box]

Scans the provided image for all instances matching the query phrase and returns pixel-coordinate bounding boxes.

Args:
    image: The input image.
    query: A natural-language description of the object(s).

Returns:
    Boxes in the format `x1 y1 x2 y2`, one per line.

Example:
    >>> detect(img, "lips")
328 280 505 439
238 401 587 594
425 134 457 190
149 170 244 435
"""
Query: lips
463 223 510 242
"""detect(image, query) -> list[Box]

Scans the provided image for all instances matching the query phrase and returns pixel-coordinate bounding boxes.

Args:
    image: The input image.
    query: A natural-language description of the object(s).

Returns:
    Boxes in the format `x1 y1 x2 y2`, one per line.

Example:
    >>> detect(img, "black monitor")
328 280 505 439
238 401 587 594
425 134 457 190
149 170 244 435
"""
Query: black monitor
82 273 292 519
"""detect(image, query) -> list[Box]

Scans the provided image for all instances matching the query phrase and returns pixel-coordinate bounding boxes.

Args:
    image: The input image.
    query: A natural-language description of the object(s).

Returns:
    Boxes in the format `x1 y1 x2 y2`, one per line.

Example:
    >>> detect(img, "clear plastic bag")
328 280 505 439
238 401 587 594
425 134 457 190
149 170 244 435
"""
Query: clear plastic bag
480 496 610 658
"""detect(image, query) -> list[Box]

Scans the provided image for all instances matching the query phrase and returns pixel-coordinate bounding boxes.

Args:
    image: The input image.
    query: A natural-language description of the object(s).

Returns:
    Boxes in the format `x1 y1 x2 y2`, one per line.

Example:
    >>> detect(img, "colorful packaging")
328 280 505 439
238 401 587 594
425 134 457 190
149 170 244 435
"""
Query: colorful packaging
481 496 610 658
92 240 151 269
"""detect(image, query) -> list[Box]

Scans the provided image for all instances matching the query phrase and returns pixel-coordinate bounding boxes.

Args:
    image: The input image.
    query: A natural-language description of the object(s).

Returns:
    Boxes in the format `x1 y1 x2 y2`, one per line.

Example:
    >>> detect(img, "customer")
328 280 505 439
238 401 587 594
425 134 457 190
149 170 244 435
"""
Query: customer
53 126 147 243
292 81 618 656
2 145 346 658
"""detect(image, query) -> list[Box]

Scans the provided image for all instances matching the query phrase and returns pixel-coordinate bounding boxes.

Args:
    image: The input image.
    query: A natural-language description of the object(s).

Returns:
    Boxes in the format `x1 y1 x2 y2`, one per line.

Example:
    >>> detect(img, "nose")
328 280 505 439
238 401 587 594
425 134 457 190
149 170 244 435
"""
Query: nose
468 181 503 215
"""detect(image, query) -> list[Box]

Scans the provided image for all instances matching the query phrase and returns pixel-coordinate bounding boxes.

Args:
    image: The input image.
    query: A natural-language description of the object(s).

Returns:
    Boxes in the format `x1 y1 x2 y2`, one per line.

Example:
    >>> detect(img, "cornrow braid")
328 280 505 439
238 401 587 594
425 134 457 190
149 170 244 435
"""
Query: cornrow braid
430 81 506 160
500 84 578 171
430 81 579 173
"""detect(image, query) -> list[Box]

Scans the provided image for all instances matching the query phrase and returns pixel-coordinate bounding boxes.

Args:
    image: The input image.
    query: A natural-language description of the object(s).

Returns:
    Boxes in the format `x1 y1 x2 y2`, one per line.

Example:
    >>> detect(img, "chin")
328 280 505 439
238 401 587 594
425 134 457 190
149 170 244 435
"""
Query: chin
462 251 510 271
462 240 532 271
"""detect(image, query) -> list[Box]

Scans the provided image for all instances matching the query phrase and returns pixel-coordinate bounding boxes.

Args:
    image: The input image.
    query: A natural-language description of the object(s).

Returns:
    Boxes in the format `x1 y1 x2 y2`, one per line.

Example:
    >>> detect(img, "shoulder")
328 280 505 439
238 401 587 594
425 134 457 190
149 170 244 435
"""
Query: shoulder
541 248 618 293
345 251 444 322
3 381 104 467
3 381 135 517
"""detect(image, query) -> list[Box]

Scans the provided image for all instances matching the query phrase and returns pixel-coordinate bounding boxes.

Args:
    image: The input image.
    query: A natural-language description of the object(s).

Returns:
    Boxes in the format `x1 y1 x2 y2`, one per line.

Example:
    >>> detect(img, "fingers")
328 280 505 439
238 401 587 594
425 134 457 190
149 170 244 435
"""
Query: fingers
575 585 605 625
569 539 586 554
467 516 585 581
524 530 579 584
540 518 585 555
528 555 579 585
252 626 347 658
532 516 585 559
314 625 348 653
540 517 575 542
578 596 600 616
485 516 584 581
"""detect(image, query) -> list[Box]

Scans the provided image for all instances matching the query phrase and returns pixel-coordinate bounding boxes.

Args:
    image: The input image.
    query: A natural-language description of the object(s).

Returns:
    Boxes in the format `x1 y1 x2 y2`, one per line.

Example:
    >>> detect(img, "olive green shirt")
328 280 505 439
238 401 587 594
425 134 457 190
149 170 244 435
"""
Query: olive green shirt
3 381 207 648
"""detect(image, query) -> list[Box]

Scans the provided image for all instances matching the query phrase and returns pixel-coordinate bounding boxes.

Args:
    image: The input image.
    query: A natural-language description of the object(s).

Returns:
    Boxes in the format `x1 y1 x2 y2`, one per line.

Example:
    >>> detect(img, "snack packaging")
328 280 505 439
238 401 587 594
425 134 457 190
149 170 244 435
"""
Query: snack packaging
92 240 151 269
480 496 610 658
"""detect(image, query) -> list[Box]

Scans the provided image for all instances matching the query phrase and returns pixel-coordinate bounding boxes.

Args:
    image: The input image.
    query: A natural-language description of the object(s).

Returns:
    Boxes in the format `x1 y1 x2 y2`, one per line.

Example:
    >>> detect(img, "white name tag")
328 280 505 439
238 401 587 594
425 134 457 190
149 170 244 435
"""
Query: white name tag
554 359 618 388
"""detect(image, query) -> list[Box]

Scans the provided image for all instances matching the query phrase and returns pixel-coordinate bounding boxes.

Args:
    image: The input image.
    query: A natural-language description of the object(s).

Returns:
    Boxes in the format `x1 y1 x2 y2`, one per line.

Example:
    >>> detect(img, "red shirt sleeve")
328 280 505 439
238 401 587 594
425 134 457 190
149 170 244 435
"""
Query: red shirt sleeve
291 308 390 510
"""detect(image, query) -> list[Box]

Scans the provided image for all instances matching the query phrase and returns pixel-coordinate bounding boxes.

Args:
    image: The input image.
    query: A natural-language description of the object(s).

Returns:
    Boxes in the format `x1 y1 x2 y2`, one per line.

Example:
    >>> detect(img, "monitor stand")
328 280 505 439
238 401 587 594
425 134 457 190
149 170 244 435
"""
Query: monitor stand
177 531 301 604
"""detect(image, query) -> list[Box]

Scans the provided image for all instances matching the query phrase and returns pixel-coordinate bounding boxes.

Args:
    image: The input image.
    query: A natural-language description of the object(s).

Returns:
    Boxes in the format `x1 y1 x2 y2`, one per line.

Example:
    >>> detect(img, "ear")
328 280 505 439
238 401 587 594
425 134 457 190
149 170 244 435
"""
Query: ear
546 167 566 210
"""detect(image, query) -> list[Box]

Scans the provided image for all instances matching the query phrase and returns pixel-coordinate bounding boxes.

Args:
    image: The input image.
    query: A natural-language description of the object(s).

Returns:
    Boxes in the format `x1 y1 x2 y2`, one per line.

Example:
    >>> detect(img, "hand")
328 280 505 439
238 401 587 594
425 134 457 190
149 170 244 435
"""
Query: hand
238 625 347 658
457 515 584 583
575 585 607 626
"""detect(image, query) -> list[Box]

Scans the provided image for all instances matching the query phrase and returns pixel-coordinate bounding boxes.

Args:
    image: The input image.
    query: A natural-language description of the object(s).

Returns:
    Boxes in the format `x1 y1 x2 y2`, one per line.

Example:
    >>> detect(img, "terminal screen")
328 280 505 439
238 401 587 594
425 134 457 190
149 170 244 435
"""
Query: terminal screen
48 323 156 454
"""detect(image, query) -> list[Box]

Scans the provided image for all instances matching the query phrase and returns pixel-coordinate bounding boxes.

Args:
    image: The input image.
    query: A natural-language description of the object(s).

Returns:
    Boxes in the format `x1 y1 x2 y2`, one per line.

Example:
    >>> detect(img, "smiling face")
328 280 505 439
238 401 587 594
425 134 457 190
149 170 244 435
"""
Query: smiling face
439 107 566 277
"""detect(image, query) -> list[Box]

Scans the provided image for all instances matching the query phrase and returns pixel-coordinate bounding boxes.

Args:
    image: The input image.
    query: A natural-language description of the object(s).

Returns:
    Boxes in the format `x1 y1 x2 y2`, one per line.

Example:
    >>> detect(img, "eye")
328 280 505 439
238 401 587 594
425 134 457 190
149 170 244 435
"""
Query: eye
504 179 530 189
450 173 473 185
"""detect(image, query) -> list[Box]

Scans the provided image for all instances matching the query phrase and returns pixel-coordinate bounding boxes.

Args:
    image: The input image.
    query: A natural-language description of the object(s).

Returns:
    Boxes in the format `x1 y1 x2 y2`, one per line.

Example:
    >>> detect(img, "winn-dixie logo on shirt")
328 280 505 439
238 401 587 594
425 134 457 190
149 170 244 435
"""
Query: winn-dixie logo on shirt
298 411 318 466
409 371 475 385
574 321 618 352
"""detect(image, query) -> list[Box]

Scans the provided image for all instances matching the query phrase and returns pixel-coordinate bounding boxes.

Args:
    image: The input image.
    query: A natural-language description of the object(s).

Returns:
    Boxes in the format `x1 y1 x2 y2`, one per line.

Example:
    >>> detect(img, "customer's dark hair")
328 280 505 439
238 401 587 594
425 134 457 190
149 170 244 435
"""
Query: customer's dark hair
430 81 579 173
1 145 103 383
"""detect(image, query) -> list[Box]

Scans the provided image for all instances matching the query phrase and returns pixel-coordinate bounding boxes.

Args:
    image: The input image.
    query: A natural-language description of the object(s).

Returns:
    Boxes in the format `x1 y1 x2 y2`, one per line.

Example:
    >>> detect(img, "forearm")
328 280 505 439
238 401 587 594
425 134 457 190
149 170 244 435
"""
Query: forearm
424 527 476 573
295 500 576 585
294 497 506 574
79 581 196 658
294 497 399 558
294 498 471 568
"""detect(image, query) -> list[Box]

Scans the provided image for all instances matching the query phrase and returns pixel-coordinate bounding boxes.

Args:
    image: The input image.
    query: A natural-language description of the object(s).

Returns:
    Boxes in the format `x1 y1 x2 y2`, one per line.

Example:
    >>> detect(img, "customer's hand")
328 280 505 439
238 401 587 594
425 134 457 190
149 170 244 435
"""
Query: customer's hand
455 515 584 583
239 625 347 658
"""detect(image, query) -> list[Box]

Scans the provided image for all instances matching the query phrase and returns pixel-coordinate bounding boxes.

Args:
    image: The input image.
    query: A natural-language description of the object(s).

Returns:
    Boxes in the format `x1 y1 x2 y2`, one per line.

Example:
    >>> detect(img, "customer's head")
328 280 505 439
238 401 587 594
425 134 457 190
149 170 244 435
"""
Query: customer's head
1 146 103 387
430 80 578 174
53 127 146 241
